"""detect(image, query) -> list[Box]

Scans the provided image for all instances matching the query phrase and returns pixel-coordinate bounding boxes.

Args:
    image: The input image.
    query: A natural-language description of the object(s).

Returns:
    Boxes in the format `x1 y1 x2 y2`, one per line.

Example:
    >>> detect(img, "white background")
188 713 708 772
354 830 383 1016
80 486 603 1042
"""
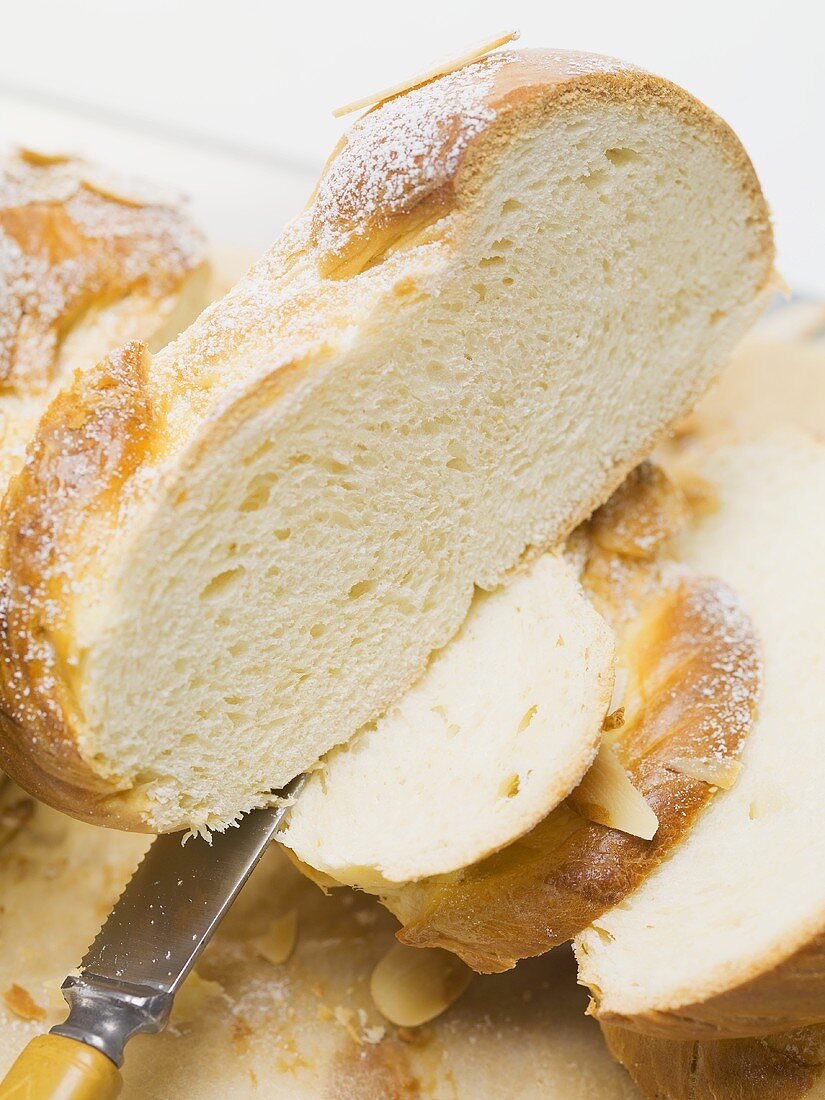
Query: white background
1 0 822 292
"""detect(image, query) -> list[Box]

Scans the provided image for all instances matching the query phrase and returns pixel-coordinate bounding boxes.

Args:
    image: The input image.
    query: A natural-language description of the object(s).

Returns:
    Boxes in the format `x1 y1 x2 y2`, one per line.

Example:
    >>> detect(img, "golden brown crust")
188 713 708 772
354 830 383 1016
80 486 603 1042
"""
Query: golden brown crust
386 468 761 972
0 49 775 830
602 1021 825 1099
311 48 773 282
596 928 825 1040
0 149 207 395
0 342 158 829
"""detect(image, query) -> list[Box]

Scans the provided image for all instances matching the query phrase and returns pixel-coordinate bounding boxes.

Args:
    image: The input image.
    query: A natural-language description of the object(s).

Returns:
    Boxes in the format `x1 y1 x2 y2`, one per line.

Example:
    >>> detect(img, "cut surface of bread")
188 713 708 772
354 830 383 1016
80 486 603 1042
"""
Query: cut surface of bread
603 1021 825 1100
353 465 759 972
0 50 774 832
576 431 825 1039
0 148 209 494
282 553 614 887
0 787 641 1100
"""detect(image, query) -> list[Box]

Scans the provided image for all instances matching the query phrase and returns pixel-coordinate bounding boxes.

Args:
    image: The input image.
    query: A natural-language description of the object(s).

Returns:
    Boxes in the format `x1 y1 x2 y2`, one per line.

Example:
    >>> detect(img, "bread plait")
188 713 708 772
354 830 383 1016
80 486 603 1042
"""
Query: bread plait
0 49 775 831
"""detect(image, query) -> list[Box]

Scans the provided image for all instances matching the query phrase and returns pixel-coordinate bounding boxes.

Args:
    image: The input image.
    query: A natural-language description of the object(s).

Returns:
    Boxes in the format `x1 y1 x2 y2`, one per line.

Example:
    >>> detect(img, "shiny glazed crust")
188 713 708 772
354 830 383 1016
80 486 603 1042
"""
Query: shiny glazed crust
0 50 775 830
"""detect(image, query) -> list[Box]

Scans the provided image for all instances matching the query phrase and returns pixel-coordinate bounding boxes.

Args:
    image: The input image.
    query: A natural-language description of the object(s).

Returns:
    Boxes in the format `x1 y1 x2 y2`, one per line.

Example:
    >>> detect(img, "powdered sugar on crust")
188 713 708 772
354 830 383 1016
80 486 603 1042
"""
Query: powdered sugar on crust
311 49 638 275
0 150 206 396
312 56 504 268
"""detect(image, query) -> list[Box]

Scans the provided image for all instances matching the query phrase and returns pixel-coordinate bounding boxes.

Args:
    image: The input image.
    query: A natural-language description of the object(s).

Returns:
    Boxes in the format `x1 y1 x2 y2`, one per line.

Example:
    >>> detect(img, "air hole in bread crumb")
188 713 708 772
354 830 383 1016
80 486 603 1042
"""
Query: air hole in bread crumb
605 148 643 167
309 623 326 639
709 309 726 326
274 528 291 541
479 255 506 268
348 579 376 599
582 169 608 192
501 198 524 214
201 565 246 599
240 472 278 513
500 774 520 799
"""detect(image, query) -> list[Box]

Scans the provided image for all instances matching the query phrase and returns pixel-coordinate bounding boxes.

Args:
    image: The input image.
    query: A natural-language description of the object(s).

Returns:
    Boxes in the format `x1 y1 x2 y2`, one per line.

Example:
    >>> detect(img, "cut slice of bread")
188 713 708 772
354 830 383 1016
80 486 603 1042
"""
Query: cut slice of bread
0 786 641 1099
303 464 759 973
602 1021 825 1100
576 431 825 1039
282 552 614 888
0 149 209 495
0 50 775 832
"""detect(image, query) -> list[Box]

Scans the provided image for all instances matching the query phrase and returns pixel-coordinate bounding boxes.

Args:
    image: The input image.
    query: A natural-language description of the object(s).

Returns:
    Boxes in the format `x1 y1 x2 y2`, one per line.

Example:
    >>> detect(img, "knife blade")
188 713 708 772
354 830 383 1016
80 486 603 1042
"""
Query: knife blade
51 776 303 1068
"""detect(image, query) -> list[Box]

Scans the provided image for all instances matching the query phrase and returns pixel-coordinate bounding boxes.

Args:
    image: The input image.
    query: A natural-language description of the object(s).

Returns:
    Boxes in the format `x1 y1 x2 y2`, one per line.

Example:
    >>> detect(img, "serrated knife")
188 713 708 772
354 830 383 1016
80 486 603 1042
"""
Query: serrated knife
0 777 302 1099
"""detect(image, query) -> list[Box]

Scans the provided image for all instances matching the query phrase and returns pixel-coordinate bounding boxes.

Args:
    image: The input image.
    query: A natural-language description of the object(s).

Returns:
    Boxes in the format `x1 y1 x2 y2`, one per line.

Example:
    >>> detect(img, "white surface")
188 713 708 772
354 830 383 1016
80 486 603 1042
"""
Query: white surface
0 0 821 290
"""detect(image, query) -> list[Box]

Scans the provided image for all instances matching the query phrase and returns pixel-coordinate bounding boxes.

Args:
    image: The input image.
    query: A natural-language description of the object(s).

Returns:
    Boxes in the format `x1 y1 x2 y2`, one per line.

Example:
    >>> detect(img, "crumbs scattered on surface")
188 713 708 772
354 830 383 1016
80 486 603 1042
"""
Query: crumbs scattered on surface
3 983 46 1021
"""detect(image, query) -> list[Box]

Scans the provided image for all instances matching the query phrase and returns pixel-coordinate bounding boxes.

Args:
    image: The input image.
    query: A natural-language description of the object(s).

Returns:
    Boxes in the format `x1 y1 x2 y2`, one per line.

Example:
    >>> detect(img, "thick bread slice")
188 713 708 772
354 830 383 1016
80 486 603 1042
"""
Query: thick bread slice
602 1022 825 1100
282 553 614 887
0 50 775 832
0 149 209 494
330 465 759 972
576 431 825 1039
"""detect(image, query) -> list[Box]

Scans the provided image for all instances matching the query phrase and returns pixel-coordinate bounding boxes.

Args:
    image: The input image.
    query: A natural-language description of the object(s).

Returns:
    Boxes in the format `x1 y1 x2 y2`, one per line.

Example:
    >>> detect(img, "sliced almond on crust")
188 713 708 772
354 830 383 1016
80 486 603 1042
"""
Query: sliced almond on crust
570 744 659 840
333 30 518 118
16 147 74 168
666 756 742 790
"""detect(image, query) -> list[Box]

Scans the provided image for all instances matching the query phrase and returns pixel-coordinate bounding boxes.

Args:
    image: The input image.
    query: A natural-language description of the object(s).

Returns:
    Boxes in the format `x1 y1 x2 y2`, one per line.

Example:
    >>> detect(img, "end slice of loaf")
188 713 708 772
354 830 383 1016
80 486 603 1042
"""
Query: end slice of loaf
575 431 825 1039
282 553 614 887
602 1021 825 1100
0 50 775 831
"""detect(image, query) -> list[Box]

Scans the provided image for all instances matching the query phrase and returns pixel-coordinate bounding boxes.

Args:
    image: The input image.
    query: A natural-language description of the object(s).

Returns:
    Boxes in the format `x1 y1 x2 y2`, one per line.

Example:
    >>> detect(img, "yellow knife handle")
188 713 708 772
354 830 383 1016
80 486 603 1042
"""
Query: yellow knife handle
0 1034 122 1100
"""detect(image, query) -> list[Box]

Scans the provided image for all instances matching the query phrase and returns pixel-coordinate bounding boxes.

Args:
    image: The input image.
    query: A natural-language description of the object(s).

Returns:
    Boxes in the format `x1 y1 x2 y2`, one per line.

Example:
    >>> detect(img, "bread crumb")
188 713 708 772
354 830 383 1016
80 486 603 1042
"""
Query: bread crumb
4 983 46 1021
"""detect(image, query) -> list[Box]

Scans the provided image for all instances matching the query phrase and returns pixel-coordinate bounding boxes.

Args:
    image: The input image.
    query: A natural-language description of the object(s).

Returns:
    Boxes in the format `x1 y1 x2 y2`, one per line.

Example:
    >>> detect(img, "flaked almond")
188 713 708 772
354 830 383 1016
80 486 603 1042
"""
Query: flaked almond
333 30 518 118
253 909 298 965
667 756 742 790
17 147 73 168
370 943 472 1027
3 983 46 1021
570 744 659 840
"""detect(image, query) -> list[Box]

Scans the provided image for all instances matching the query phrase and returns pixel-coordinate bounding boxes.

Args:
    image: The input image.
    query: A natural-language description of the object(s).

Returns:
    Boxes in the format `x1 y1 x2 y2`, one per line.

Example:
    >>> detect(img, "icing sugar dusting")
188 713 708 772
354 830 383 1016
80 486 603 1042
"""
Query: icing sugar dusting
0 151 205 396
313 55 505 263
